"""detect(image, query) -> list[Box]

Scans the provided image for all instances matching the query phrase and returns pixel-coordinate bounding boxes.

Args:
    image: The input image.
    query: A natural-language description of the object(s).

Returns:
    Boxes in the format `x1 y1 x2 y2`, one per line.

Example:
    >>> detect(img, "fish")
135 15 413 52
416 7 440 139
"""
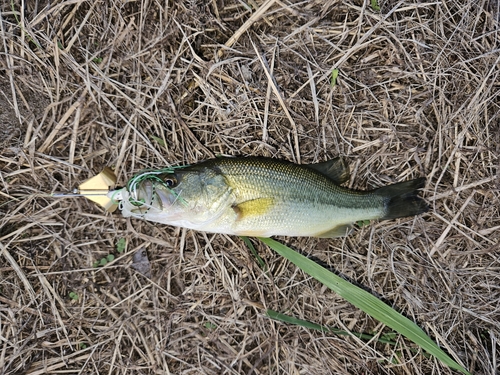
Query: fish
113 156 428 238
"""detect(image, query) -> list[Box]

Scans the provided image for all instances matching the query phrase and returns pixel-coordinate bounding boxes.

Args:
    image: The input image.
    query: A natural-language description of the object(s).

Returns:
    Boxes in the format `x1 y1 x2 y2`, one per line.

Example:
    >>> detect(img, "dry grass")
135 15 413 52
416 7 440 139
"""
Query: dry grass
1 0 499 374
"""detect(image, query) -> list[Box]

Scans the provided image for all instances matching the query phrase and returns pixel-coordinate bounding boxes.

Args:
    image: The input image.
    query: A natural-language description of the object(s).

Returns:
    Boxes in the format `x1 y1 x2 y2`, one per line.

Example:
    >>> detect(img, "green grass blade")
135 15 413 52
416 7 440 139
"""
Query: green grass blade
258 237 470 375
240 236 267 271
330 69 339 87
370 0 381 11
266 309 398 345
150 135 166 147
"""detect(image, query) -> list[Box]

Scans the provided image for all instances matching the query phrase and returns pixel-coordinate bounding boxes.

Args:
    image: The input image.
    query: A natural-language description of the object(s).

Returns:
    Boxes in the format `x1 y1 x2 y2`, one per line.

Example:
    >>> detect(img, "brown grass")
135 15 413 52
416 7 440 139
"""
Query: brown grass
1 0 499 374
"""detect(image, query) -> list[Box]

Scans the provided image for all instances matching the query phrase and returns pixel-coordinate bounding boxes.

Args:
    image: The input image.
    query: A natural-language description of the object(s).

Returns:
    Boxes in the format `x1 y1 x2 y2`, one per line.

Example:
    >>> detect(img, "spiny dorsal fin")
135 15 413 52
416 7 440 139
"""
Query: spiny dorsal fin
306 157 350 185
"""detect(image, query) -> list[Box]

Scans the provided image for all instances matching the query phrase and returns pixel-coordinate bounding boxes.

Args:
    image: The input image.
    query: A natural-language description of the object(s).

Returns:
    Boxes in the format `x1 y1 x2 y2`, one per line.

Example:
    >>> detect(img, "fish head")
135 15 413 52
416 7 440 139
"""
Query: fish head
118 166 233 227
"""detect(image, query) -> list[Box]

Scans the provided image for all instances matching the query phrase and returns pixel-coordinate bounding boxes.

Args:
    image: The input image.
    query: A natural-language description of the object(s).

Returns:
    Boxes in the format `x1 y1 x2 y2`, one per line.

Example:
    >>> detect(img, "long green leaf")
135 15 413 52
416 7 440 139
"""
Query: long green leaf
240 236 267 271
266 309 398 345
258 237 470 375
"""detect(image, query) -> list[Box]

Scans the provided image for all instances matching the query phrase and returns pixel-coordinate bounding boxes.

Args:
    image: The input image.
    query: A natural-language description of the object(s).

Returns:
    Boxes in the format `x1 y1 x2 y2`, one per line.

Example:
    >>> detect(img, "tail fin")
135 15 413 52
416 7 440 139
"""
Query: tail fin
374 177 428 220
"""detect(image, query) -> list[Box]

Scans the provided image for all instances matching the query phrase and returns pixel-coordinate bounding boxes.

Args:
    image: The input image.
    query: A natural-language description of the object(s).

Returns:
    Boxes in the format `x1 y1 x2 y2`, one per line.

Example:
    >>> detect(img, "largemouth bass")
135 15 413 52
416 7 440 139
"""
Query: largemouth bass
112 157 427 238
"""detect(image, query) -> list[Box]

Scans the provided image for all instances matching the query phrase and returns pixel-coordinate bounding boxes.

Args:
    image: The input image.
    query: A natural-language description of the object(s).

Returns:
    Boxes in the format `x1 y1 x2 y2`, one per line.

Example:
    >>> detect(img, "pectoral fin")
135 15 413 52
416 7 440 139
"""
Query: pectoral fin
316 224 353 238
232 198 274 221
307 157 350 185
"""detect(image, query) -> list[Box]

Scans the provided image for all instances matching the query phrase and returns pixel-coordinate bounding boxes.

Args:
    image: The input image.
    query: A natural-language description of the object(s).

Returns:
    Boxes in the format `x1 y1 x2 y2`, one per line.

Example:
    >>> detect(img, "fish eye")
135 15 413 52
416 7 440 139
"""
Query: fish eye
163 176 177 188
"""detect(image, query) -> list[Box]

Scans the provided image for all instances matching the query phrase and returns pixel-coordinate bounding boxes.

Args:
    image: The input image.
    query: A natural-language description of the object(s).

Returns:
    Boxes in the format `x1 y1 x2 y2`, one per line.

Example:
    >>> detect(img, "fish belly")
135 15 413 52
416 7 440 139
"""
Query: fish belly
196 199 385 237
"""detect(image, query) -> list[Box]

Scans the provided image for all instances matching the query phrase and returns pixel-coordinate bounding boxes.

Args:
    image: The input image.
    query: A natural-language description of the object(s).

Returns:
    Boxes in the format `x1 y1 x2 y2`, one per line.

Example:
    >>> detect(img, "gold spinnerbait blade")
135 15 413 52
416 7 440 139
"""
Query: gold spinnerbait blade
52 167 119 212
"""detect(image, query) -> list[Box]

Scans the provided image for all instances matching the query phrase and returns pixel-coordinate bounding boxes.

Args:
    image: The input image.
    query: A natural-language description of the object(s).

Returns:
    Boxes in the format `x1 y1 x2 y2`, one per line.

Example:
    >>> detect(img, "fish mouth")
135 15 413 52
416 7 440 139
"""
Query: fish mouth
125 170 172 208
120 180 157 215
130 181 178 209
118 168 189 219
155 186 178 209
124 174 180 215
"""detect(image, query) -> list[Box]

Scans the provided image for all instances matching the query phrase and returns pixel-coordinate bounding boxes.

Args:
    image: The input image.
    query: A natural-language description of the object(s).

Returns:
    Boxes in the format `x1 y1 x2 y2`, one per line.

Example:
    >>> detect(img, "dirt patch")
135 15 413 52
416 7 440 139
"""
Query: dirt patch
0 76 48 150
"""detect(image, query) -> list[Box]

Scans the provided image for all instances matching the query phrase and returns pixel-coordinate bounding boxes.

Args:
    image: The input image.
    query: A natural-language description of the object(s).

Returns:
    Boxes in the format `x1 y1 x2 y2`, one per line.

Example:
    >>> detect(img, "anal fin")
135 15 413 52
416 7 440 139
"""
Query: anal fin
316 224 353 238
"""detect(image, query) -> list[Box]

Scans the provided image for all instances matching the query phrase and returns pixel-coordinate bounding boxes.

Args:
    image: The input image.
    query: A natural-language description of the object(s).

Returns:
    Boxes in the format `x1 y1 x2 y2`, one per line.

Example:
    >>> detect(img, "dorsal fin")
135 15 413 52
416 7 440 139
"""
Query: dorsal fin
306 157 350 185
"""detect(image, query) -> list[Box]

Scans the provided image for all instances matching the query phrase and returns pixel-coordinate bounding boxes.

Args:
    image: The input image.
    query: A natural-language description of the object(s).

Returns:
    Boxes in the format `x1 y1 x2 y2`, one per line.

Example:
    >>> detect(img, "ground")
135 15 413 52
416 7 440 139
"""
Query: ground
0 0 499 374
